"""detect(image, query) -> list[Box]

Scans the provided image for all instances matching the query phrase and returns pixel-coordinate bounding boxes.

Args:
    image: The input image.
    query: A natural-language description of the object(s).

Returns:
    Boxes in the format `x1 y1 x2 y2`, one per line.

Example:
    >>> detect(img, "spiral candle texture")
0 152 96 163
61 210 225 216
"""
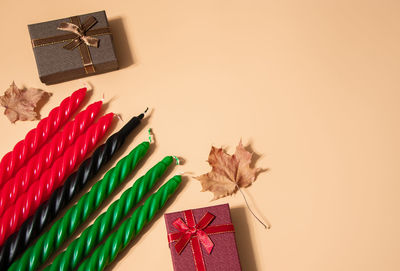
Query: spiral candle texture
0 112 146 270
0 88 87 187
0 113 113 245
47 156 174 271
0 101 102 217
78 175 182 271
8 141 150 271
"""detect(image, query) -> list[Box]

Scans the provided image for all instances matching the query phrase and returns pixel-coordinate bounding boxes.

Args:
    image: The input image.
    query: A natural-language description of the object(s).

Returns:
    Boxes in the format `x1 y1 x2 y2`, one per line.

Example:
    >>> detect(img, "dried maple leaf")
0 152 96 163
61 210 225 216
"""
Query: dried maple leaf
0 82 49 123
195 140 261 200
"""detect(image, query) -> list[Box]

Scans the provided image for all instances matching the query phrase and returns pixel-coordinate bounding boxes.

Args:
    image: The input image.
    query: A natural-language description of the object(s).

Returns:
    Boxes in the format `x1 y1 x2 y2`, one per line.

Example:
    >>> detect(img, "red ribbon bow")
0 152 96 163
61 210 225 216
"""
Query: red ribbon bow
168 210 235 271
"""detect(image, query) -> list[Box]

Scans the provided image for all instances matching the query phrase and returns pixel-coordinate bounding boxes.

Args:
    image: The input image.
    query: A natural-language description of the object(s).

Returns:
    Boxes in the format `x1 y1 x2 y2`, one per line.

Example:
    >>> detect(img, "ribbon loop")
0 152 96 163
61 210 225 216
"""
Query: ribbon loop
57 16 99 50
171 211 216 255
58 22 83 35
172 218 189 232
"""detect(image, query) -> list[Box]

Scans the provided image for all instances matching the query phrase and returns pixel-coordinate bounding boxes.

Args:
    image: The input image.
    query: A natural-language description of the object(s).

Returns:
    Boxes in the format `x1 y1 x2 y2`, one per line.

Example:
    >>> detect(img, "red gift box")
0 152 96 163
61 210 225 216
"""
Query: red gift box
164 203 242 271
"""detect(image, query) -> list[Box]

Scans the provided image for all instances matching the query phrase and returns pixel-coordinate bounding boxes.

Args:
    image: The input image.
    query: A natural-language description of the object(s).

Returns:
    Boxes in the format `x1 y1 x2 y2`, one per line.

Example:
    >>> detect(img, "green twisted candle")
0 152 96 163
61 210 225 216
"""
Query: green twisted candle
9 141 151 271
77 175 182 271
45 156 175 271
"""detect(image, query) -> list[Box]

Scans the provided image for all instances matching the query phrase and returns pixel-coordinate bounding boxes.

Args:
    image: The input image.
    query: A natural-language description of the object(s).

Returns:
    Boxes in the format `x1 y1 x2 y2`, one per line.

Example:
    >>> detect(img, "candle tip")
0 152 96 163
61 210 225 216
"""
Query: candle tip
80 81 93 92
177 171 194 177
114 113 124 122
148 128 153 143
172 156 180 165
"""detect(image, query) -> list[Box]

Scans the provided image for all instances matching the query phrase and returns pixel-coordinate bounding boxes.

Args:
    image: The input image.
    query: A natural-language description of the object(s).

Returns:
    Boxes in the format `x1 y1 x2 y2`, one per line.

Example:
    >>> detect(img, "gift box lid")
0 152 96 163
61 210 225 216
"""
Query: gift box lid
28 10 118 84
164 203 242 271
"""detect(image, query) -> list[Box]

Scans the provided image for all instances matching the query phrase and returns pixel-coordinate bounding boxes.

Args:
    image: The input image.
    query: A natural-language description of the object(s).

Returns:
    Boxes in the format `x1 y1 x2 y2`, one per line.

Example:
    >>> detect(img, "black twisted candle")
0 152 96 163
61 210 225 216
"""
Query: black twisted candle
0 109 148 270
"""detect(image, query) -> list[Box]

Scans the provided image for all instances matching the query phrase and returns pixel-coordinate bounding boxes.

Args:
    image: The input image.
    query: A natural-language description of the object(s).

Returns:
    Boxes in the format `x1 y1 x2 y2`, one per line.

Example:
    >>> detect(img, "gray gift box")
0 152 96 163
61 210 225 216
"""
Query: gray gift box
28 11 118 85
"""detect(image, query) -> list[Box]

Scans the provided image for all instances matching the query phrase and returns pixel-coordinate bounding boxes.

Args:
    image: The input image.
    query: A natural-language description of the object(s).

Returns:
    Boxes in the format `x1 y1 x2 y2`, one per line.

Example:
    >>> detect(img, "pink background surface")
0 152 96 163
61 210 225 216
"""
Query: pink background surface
0 1 400 270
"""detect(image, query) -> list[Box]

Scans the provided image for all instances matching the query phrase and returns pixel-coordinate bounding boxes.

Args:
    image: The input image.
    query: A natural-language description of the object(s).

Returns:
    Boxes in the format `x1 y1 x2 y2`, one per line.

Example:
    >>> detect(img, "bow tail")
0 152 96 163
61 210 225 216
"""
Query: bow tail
197 230 214 254
63 35 98 50
191 236 207 271
63 38 83 50
82 36 99 47
174 232 192 255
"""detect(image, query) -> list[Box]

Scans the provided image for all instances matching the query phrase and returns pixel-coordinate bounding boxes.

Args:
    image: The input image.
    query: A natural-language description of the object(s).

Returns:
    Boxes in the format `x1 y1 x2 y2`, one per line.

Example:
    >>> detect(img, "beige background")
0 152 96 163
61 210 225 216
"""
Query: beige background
0 0 400 270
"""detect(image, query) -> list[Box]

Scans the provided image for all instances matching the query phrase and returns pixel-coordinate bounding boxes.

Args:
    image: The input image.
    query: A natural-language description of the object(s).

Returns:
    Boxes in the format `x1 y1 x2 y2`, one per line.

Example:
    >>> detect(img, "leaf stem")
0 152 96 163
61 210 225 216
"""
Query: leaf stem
236 184 269 229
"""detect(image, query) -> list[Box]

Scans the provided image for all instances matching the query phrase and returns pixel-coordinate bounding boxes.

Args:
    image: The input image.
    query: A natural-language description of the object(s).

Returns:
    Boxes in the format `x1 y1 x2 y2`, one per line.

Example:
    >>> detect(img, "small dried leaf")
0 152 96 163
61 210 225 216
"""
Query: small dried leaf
0 82 49 123
195 140 261 200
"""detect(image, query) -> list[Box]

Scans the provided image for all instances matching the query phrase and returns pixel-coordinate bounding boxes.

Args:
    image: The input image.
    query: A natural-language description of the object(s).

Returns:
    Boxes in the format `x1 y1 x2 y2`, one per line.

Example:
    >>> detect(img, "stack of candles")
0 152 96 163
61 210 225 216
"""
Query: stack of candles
0 113 113 245
8 141 151 271
78 175 181 271
0 110 148 270
0 101 103 217
47 156 175 271
0 88 87 188
0 87 182 271
45 164 180 271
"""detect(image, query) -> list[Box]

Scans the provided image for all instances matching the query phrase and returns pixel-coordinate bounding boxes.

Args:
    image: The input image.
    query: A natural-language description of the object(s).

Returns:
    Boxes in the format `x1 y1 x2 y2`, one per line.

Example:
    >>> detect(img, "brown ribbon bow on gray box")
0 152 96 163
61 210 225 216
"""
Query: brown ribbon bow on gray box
31 16 111 74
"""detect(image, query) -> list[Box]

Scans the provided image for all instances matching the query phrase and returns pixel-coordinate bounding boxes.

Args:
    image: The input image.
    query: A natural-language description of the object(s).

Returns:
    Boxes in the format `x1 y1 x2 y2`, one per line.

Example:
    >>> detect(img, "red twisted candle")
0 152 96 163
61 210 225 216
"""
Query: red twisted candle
0 113 113 245
0 101 102 217
0 88 87 188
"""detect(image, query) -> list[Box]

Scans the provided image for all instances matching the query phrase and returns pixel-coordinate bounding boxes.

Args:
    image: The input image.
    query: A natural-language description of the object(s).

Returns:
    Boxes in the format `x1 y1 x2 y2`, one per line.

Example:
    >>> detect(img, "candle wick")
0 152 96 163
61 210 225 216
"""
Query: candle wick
148 128 153 143
114 114 124 122
80 81 92 91
172 156 180 165
144 107 149 114
177 171 191 176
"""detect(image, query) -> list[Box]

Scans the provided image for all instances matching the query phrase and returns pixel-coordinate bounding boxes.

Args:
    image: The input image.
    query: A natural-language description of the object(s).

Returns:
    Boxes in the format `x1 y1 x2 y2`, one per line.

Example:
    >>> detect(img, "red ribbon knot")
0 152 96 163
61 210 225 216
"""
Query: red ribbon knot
168 210 235 271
